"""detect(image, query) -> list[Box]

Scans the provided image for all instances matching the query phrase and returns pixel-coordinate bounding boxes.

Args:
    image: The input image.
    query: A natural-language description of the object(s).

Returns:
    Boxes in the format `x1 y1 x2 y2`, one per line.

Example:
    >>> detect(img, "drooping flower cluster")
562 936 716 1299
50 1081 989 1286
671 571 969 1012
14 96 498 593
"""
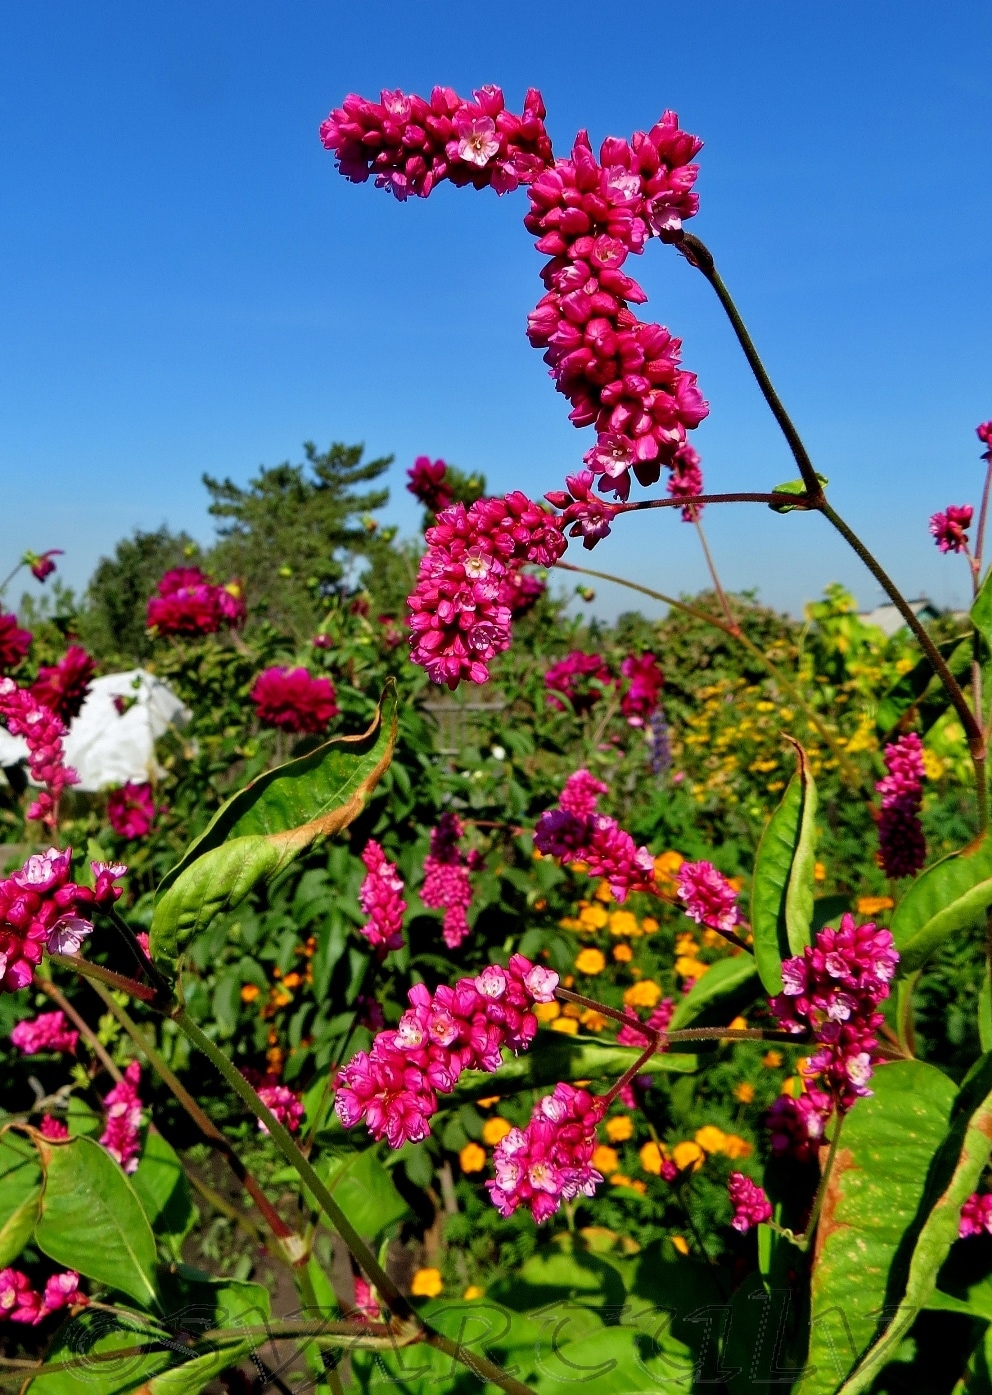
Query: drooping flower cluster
766 1087 833 1164
358 839 406 954
0 849 124 993
676 860 741 934
335 956 558 1148
770 916 899 1116
107 781 157 840
727 1172 773 1233
544 651 613 714
959 1192 992 1238
978 421 992 455
487 1083 606 1222
620 652 663 726
0 677 79 826
545 470 623 550
100 1060 143 1173
929 504 973 554
320 85 553 200
250 666 339 734
10 1010 78 1056
407 492 566 688
30 646 96 724
534 770 657 901
420 813 479 950
407 456 453 513
0 613 32 673
146 567 246 637
876 732 926 879
667 444 705 520
0 1268 84 1325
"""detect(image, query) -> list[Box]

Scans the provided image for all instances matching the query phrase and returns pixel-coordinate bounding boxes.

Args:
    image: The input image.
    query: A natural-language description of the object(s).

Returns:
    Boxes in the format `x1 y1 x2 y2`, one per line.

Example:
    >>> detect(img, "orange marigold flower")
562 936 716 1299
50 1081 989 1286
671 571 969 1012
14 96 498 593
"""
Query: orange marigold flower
482 1117 512 1146
459 1143 486 1174
534 1001 560 1021
605 1116 634 1142
592 1145 619 1173
575 948 606 975
857 895 894 915
721 1134 752 1159
611 1174 647 1194
411 1268 444 1298
671 1236 690 1255
463 1285 484 1300
763 1050 784 1068
580 1008 608 1030
734 1082 756 1104
638 1141 667 1175
608 910 639 938
623 980 662 1009
672 1141 705 1172
694 1126 727 1154
551 1017 579 1035
240 984 260 1003
613 944 633 963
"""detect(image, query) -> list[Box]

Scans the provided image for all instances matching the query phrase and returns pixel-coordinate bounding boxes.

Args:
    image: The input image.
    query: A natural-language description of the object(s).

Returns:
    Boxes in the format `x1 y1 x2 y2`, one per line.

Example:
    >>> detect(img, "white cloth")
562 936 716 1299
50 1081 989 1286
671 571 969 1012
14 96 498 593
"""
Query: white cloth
0 670 189 791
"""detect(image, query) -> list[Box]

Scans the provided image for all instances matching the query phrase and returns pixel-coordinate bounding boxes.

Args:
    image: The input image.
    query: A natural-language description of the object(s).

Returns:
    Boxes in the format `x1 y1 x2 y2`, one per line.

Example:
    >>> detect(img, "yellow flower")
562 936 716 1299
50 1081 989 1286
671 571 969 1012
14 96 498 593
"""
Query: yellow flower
734 1082 756 1104
922 748 944 780
675 957 710 981
240 984 260 1003
671 1236 690 1256
672 1141 705 1172
694 1126 727 1155
638 1141 667 1175
459 1143 486 1174
281 972 302 990
578 904 609 931
581 1008 608 1031
814 861 827 883
476 1095 500 1109
551 1017 579 1035
675 932 698 956
721 1134 752 1159
592 1145 619 1174
411 1268 444 1298
641 916 659 935
781 1076 804 1099
575 948 606 976
654 851 684 882
608 910 639 938
561 1002 582 1019
763 1050 783 1068
857 895 894 916
612 944 633 963
534 1000 560 1022
756 700 776 713
610 1174 647 1194
482 1117 512 1146
623 980 662 1009
463 1285 485 1300
606 1116 634 1143
594 879 613 903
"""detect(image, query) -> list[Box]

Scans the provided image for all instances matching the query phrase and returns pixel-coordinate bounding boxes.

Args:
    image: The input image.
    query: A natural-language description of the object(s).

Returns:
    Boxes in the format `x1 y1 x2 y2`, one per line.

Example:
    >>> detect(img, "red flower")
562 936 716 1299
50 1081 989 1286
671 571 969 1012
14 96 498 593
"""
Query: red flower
250 667 338 734
544 651 613 714
25 550 63 583
0 614 31 673
146 568 245 636
107 783 156 840
407 457 453 513
30 646 96 724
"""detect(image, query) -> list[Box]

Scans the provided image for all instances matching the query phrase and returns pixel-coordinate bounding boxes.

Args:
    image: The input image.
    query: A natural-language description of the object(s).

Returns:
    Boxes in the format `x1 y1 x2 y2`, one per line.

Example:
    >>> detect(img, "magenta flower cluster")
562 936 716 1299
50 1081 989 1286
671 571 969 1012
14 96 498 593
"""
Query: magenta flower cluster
676 860 741 934
620 653 664 726
876 732 926 879
107 781 157 840
959 1192 992 1238
534 769 657 901
30 645 95 725
420 813 478 950
407 492 566 688
0 1267 84 1326
254 1077 305 1136
250 666 339 735
0 613 32 674
487 1082 606 1223
929 504 973 554
99 1060 143 1173
0 677 79 827
335 956 558 1148
358 839 406 954
545 470 624 548
770 915 899 1117
407 456 454 514
147 567 246 637
544 650 613 715
727 1172 773 1233
10 1010 78 1056
616 996 675 1048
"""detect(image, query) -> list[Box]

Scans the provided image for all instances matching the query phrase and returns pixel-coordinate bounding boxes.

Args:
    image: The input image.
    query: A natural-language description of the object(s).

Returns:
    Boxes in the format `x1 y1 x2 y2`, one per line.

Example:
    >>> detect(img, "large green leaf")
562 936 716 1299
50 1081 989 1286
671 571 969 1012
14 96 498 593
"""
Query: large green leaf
317 1148 411 1237
751 739 817 994
151 683 397 965
798 1060 957 1395
836 1054 992 1394
24 1318 176 1394
0 1133 41 1266
34 1135 159 1309
973 571 992 653
875 635 973 739
890 829 992 973
142 1342 256 1393
668 953 759 1031
131 1129 196 1257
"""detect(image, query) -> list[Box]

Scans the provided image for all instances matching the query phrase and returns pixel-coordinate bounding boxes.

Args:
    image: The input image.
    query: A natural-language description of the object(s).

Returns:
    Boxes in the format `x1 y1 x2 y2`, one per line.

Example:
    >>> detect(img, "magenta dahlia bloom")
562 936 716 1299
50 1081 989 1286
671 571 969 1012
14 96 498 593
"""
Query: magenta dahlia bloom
358 839 406 954
677 860 740 934
335 955 558 1148
420 813 475 950
100 1061 143 1173
31 646 96 724
147 567 244 636
727 1172 772 1233
251 666 338 735
876 733 926 879
534 770 657 901
960 1193 992 1238
929 504 973 554
407 456 454 513
107 782 156 840
620 652 663 726
487 1083 606 1223
544 651 613 714
0 614 31 674
11 1011 78 1056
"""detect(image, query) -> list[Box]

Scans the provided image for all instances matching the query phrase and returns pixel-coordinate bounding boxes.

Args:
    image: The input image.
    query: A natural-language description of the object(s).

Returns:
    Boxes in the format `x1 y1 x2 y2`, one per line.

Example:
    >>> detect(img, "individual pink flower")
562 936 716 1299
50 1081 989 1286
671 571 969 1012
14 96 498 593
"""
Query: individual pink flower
0 1269 43 1325
250 667 339 735
421 813 475 949
39 1115 68 1140
544 651 613 714
25 550 63 583
876 733 926 879
929 505 973 554
0 614 32 673
960 1192 992 1238
352 1276 381 1321
40 1271 85 1315
100 1061 143 1173
107 782 156 840
620 652 663 726
30 646 96 724
11 1011 78 1056
407 457 454 513
727 1172 772 1233
358 840 406 954
487 1083 606 1223
677 861 740 933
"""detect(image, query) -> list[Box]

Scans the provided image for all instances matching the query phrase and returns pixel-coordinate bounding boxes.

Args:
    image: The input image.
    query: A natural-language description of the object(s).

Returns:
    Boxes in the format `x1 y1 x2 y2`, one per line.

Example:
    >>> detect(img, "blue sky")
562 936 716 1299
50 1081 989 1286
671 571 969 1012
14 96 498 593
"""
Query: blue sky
2 2 990 622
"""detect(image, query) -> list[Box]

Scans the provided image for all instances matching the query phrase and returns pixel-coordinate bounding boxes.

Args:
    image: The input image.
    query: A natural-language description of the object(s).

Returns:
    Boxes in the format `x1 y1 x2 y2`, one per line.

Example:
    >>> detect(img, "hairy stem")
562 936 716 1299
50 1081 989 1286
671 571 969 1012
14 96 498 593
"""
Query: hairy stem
623 491 814 512
48 953 157 1002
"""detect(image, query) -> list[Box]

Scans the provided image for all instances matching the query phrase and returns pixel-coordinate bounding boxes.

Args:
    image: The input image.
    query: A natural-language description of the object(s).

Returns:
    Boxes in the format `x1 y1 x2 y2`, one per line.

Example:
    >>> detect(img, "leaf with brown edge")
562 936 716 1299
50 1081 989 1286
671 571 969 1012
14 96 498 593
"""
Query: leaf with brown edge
150 683 397 969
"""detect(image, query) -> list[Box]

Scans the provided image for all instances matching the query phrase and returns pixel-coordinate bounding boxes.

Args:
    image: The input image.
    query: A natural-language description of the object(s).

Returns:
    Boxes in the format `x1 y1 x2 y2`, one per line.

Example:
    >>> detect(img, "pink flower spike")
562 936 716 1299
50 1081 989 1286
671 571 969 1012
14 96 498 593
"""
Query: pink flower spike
728 1172 772 1233
11 1011 78 1056
100 1061 144 1173
358 840 406 954
876 733 926 879
676 860 740 933
929 505 973 554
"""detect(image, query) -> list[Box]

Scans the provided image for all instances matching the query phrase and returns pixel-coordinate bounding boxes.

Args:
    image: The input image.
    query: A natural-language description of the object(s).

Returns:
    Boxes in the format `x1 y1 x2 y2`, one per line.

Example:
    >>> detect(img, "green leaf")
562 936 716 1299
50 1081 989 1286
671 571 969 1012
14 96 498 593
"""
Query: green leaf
834 1054 992 1394
890 829 992 973
0 1135 41 1266
973 570 992 654
34 1135 159 1309
24 1316 176 1394
316 1149 411 1238
668 953 759 1032
131 1130 196 1256
769 474 829 513
799 1060 957 1395
981 970 992 1053
876 636 972 739
151 683 397 966
142 1343 256 1393
751 738 817 994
